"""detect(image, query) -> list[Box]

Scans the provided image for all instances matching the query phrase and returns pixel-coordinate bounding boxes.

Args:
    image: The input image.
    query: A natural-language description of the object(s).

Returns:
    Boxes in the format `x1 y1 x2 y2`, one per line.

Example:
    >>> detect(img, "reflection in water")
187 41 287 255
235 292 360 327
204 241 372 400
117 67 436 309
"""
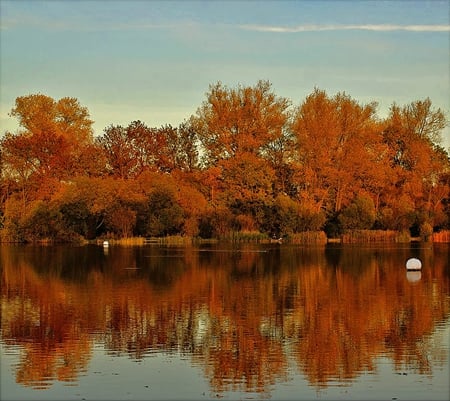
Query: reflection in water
406 270 422 283
1 243 449 395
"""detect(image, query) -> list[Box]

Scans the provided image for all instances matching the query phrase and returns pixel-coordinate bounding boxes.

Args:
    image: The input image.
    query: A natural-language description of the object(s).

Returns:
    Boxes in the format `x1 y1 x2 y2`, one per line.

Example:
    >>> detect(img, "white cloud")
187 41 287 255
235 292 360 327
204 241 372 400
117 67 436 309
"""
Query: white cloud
240 24 450 33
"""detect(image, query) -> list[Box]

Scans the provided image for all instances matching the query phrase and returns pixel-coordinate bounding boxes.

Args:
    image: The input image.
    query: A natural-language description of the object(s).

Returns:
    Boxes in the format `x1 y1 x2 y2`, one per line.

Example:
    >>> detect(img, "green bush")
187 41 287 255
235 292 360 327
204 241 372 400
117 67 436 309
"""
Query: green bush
145 189 184 236
338 195 376 230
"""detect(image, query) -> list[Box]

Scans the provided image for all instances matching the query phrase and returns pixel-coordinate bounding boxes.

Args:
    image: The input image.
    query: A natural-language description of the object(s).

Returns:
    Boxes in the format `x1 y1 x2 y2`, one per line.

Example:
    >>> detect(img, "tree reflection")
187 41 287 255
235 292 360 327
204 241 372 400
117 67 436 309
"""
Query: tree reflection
1 244 449 394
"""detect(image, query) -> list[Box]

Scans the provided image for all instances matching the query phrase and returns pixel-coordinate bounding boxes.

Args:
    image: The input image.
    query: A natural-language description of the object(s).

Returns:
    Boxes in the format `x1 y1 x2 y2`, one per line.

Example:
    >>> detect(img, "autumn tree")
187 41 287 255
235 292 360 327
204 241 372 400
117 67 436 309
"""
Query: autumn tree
132 123 176 173
260 125 297 196
1 94 98 188
191 81 291 233
96 123 143 179
3 94 98 179
97 120 200 179
381 99 449 231
1 88 448 242
0 94 100 240
10 94 93 143
291 89 382 215
134 171 207 237
0 150 7 230
193 80 290 165
171 120 200 172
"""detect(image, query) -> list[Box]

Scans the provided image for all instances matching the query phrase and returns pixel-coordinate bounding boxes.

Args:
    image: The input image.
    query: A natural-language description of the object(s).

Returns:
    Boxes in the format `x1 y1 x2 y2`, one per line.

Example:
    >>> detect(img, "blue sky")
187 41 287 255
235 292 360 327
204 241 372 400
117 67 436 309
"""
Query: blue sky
1 0 449 148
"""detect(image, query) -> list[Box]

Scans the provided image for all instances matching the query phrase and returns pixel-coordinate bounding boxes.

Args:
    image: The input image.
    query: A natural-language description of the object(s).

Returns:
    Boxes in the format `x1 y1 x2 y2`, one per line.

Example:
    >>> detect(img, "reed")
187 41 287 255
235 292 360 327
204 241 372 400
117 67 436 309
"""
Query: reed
432 230 450 243
105 237 146 246
221 230 269 243
288 231 328 244
341 230 407 243
159 235 194 245
101 236 196 246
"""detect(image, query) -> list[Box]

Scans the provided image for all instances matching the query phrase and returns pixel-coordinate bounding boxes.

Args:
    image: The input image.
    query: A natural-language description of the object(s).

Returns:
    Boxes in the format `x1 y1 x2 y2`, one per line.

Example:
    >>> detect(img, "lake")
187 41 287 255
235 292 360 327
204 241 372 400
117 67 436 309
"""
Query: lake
1 242 449 400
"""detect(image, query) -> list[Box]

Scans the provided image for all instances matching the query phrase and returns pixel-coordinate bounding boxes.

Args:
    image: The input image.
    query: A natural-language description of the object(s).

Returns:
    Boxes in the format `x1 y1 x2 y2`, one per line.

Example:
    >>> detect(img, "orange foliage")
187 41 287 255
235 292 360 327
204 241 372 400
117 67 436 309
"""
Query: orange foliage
1 87 449 241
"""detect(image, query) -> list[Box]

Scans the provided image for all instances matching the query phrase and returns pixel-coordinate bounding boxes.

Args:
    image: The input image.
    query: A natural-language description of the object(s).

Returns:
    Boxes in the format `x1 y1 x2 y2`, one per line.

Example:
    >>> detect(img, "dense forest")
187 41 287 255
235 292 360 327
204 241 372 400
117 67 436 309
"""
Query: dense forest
0 81 449 242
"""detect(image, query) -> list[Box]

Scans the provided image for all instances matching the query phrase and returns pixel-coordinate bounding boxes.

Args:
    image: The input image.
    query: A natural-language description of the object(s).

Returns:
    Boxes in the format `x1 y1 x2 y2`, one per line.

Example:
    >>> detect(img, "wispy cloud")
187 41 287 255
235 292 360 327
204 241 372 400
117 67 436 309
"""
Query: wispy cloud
240 24 450 33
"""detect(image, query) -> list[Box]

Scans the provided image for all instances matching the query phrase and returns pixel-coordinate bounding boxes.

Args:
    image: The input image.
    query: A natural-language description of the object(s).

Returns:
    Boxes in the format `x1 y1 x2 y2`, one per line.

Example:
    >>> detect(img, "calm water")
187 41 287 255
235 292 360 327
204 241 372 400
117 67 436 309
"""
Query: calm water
1 242 449 400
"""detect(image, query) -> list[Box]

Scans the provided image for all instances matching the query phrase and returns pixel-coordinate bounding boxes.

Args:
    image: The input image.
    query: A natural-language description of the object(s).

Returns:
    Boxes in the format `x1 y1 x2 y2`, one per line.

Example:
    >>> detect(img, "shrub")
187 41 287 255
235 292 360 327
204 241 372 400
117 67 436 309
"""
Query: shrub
419 222 433 242
338 195 376 230
198 207 234 239
145 189 184 236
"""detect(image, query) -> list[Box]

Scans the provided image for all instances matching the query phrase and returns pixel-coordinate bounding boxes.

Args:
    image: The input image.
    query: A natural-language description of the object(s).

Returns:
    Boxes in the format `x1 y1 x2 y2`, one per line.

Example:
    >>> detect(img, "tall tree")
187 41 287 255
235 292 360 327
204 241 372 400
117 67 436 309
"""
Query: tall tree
97 121 196 177
172 120 200 172
381 99 449 229
97 124 140 179
2 94 96 183
191 81 291 228
291 89 381 213
193 80 291 165
260 124 297 196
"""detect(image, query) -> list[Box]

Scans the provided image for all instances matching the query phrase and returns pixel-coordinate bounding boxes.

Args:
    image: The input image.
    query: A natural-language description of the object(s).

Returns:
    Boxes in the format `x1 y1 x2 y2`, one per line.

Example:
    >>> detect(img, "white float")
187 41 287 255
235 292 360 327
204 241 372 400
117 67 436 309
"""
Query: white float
103 240 109 248
406 258 422 271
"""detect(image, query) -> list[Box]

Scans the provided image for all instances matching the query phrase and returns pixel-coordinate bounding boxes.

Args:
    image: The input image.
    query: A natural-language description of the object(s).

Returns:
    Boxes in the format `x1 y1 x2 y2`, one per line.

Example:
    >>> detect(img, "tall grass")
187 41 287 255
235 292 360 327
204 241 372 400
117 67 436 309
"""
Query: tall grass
288 231 328 244
101 235 195 246
102 237 145 246
159 235 194 245
432 230 450 243
221 230 269 243
341 230 409 243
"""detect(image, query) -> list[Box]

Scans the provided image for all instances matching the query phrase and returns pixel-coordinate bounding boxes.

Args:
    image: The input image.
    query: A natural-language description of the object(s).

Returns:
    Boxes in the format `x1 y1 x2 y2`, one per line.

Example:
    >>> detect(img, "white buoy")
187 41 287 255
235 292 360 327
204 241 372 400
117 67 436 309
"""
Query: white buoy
406 258 422 271
103 240 109 248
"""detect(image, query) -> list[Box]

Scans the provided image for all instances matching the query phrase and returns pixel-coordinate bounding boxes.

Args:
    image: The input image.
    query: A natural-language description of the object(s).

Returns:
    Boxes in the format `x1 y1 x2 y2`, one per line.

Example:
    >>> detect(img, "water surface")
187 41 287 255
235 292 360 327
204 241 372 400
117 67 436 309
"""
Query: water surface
1 243 449 400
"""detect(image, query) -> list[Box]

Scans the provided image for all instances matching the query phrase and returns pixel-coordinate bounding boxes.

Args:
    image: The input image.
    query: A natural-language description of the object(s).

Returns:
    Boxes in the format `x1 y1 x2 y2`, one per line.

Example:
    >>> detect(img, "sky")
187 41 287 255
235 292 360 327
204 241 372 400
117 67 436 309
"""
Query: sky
1 0 449 148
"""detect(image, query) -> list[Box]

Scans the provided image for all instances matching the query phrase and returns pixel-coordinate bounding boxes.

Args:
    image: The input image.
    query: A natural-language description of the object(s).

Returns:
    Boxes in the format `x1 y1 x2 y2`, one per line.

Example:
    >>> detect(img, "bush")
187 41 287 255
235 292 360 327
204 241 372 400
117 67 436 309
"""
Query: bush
20 201 75 242
419 222 433 242
145 189 184 236
338 195 376 230
198 207 234 239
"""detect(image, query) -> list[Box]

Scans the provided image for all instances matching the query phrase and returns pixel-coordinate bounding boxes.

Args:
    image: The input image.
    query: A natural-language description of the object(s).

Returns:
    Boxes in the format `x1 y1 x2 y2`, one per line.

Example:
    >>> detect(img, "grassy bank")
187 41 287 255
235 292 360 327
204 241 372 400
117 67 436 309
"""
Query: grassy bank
340 230 410 244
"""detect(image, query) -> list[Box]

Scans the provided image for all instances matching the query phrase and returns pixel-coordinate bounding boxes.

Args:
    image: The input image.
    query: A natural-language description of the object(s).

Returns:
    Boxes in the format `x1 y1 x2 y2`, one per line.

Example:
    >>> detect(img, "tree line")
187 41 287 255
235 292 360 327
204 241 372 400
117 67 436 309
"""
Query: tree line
0 80 449 242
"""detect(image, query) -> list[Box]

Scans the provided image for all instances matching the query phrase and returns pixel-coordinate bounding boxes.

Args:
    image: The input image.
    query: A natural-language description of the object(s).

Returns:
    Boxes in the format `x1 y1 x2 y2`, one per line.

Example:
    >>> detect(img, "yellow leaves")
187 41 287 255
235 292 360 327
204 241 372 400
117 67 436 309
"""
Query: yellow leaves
10 94 94 144
195 80 290 163
55 97 94 145
219 152 275 203
10 94 56 135
3 94 97 189
1 86 449 240
292 89 392 212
